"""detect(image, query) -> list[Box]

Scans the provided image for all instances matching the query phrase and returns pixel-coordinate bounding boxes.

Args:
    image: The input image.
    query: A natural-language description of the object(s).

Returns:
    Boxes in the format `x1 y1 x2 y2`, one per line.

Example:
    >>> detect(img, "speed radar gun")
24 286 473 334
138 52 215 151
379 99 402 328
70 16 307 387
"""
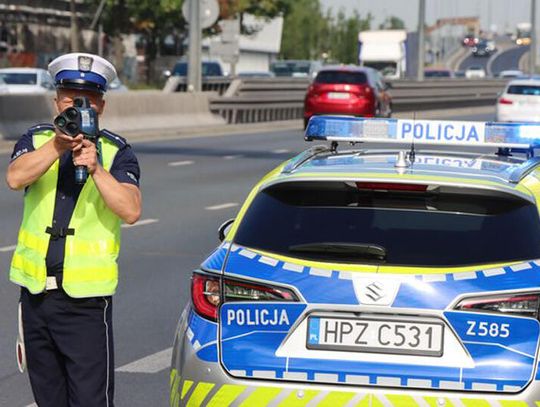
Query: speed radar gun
54 96 99 184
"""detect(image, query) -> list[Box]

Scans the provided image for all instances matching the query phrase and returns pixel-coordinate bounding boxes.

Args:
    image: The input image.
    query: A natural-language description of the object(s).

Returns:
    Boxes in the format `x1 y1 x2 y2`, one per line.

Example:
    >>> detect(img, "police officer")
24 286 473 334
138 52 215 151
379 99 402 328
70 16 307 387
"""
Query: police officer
6 53 142 407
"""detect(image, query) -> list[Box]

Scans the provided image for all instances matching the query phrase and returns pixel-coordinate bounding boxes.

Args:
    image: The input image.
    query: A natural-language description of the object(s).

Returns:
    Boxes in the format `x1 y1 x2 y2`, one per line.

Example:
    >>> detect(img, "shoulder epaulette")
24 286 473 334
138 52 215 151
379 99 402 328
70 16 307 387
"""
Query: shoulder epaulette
100 129 129 149
28 123 54 134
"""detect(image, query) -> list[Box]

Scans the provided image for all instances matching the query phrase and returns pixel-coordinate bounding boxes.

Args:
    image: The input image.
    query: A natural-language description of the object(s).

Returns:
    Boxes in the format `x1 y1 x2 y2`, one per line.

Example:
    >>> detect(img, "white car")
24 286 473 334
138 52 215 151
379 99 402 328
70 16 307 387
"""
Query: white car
498 69 524 79
0 68 55 94
496 78 540 122
465 65 486 79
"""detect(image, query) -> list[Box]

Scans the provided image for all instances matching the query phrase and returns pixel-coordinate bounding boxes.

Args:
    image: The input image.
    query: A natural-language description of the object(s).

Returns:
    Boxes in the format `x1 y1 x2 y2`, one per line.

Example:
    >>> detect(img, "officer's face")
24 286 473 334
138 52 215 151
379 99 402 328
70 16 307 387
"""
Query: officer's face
55 89 105 116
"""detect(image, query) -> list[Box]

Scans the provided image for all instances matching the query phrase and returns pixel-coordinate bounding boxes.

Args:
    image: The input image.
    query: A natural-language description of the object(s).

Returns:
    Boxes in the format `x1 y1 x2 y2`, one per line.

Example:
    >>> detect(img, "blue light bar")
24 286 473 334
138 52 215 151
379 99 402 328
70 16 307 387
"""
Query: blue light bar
304 116 540 149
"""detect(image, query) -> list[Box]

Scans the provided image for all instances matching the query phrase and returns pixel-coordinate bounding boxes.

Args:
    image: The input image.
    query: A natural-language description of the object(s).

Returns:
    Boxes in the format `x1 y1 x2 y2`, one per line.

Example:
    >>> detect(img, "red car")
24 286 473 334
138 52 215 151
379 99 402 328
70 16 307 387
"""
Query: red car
303 66 393 128
462 34 479 47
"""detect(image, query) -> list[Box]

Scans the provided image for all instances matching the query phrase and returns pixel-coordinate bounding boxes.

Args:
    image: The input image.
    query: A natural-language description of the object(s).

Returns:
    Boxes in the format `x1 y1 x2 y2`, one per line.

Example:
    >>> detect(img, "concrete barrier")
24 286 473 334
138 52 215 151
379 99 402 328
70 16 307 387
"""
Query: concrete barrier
0 91 225 140
0 93 56 140
100 91 225 134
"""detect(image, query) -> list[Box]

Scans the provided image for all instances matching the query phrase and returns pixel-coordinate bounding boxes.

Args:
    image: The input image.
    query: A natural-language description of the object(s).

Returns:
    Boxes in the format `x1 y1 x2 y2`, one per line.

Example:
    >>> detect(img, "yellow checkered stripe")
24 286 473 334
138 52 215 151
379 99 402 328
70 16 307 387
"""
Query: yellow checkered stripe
169 373 533 407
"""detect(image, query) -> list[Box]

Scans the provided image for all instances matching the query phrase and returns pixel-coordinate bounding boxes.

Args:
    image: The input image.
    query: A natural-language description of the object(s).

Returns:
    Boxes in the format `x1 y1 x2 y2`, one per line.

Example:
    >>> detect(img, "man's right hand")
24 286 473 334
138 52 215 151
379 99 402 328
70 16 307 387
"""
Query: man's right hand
53 131 83 154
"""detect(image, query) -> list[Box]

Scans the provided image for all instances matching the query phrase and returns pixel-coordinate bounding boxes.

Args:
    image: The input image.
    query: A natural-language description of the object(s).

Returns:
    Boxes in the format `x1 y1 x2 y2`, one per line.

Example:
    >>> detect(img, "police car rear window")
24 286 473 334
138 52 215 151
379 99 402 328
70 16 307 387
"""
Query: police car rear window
315 71 367 85
233 182 540 267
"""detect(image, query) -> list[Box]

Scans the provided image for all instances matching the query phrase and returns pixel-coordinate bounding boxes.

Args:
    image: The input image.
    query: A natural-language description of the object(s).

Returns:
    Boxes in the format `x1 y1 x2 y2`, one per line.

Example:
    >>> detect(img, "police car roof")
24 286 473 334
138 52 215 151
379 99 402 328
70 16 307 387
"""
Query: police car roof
286 149 522 179
269 148 537 202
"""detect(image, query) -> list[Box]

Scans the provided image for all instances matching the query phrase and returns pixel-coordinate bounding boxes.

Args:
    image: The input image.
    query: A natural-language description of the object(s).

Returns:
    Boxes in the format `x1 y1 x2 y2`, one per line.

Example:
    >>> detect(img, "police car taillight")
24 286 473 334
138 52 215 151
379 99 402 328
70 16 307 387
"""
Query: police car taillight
192 274 220 320
455 293 540 318
192 273 299 321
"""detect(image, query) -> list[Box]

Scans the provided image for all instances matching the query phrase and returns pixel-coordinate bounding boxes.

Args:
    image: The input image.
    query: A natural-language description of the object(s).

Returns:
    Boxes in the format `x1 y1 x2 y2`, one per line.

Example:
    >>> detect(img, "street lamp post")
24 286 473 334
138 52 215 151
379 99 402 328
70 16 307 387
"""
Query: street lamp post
70 0 79 52
417 0 425 81
90 0 107 56
187 0 202 92
531 0 537 75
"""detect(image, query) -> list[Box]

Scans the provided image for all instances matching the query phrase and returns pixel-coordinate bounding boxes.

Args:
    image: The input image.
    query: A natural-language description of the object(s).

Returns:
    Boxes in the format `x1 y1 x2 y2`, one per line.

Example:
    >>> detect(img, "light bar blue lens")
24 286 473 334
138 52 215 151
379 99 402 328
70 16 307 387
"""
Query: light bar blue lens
304 115 540 148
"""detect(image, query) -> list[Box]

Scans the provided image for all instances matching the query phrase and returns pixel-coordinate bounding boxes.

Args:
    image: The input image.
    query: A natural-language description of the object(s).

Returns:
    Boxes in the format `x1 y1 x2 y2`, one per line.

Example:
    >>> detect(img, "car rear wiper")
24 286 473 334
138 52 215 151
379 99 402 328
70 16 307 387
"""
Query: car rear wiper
288 242 387 262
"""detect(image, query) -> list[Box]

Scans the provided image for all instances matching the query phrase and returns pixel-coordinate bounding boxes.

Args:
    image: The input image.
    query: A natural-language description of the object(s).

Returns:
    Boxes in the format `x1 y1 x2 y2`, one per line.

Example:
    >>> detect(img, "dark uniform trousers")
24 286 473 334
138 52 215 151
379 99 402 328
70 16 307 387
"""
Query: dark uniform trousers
20 287 114 407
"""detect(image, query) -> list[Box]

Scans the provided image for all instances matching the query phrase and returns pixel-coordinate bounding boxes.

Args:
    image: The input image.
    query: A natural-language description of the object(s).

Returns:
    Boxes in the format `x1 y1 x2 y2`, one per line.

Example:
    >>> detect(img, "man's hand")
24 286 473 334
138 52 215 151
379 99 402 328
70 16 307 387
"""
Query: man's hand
53 130 83 154
73 139 98 174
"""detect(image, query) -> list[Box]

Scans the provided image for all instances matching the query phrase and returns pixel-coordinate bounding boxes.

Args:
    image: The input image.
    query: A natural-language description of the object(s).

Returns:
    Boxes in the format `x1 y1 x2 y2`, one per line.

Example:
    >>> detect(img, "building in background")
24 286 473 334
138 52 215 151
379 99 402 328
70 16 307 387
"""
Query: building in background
203 14 283 75
0 0 95 67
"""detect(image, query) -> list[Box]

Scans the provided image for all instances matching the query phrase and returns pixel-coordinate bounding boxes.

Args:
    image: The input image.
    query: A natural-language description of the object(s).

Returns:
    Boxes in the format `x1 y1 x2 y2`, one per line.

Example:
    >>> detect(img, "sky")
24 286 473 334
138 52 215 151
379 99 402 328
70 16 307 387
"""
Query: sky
320 0 534 34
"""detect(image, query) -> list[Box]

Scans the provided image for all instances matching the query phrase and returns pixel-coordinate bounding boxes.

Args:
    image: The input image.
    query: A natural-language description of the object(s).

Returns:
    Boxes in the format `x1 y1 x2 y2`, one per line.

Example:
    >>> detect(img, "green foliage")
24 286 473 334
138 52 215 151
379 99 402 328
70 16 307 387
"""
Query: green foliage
95 0 184 35
280 0 328 60
281 1 371 64
328 9 372 64
84 0 372 80
232 0 290 19
379 16 406 30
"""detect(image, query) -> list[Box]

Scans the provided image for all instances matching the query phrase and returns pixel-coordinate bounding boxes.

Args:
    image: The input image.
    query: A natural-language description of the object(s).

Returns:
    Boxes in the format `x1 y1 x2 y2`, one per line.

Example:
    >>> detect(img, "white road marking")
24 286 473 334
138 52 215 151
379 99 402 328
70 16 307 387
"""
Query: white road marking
0 244 16 252
116 347 172 374
273 148 290 154
205 202 239 211
121 218 159 229
168 160 194 167
24 404 37 407
223 155 242 160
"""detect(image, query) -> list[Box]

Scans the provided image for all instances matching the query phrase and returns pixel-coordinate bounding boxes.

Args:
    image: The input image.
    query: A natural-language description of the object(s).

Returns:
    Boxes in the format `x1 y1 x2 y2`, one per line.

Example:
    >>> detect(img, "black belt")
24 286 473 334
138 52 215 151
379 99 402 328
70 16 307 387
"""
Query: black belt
45 226 75 240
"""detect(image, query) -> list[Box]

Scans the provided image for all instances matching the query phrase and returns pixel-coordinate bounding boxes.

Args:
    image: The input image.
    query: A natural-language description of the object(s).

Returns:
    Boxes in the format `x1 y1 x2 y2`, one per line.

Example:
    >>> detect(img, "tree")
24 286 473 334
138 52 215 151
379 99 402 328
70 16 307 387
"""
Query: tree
89 0 290 83
280 1 372 63
280 0 328 60
326 9 372 64
379 16 406 30
86 0 186 82
218 0 290 35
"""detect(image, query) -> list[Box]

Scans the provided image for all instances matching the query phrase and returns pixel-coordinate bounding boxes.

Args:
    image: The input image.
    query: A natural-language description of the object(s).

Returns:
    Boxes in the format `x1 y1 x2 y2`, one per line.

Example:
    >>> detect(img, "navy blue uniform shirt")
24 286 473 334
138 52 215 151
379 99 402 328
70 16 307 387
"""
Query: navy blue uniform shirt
10 125 141 276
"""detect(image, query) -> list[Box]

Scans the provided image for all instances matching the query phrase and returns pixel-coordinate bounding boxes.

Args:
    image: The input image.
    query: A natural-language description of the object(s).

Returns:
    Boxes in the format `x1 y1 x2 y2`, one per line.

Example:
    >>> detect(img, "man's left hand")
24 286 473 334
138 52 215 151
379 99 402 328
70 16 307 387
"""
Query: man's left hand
73 139 99 174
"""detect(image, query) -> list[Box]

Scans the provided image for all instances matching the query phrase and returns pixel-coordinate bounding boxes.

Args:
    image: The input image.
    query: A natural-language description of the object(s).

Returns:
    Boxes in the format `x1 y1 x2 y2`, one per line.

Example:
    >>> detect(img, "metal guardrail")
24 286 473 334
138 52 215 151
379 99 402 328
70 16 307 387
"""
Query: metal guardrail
163 77 507 124
208 78 508 124
162 76 232 95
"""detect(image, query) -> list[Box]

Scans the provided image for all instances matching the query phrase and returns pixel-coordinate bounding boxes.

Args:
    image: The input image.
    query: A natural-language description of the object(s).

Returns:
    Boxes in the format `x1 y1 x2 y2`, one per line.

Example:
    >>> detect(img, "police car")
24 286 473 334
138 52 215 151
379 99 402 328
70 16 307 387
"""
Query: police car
170 116 540 406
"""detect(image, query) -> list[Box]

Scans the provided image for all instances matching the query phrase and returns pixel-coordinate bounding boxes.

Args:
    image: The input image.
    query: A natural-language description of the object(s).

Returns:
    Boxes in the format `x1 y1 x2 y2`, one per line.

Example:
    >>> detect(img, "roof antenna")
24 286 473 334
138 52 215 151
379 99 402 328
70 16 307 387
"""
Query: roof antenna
408 112 416 164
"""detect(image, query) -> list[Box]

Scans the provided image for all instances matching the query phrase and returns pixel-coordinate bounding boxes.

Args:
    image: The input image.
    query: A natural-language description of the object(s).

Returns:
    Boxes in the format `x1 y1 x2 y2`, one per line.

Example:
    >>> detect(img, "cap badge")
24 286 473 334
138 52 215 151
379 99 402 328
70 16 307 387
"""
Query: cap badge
78 56 93 72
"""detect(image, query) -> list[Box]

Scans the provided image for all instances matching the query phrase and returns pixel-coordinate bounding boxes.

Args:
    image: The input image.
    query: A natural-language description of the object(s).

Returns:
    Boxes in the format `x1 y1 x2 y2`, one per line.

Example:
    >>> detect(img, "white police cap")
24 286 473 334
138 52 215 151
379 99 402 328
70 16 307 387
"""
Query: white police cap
48 52 117 93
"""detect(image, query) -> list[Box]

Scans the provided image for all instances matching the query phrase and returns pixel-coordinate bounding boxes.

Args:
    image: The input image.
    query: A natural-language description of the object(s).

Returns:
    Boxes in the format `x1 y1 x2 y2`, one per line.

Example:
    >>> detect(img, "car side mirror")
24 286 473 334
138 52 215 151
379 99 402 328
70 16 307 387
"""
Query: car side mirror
218 218 235 242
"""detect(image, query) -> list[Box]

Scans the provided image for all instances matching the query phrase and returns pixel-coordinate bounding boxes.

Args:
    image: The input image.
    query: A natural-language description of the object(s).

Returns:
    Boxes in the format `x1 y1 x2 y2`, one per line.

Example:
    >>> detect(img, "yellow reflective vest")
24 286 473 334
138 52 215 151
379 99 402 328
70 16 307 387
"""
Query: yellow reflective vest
10 128 122 298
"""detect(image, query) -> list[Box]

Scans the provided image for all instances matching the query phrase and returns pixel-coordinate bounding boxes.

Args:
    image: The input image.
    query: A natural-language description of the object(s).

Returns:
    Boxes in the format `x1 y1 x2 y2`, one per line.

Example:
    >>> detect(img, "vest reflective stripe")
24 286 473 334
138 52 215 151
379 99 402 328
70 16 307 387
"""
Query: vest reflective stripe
64 239 120 256
11 252 46 284
17 229 49 253
9 129 122 297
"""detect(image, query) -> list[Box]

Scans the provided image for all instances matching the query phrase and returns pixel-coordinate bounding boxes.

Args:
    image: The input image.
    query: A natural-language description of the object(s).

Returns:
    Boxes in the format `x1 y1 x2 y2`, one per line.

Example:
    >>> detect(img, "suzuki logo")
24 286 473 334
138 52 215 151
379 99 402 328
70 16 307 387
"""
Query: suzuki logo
352 277 401 306
365 282 385 302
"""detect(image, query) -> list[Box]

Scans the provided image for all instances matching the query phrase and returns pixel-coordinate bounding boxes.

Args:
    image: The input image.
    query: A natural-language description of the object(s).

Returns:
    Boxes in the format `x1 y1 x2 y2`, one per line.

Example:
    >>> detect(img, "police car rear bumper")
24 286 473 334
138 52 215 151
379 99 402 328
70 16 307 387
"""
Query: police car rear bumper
170 304 540 407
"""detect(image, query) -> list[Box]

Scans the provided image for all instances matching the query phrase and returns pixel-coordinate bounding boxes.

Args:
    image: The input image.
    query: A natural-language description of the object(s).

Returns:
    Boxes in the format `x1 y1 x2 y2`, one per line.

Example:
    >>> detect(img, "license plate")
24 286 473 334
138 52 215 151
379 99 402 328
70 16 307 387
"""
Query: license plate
327 92 350 99
307 316 444 356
